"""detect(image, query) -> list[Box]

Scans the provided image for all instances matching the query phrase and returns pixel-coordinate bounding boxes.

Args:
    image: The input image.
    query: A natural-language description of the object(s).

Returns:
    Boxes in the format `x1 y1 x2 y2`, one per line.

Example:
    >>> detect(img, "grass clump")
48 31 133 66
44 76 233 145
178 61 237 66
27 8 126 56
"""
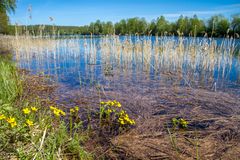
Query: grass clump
99 100 135 133
0 102 92 159
0 56 22 107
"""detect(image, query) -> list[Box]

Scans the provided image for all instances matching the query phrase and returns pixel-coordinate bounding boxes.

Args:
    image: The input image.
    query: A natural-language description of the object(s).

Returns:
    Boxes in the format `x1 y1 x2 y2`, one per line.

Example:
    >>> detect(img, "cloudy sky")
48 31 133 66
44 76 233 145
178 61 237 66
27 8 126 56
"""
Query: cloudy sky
9 0 240 26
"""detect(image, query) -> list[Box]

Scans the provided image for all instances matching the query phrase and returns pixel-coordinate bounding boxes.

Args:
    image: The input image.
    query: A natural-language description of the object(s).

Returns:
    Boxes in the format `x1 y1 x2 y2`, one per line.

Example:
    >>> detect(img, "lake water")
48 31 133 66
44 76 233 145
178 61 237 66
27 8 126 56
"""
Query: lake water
15 36 240 96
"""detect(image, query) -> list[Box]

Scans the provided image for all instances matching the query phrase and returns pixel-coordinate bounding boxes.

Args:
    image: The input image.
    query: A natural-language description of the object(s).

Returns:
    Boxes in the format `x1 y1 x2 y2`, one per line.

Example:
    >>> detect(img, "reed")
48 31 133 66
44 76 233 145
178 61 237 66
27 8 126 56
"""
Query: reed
0 27 238 91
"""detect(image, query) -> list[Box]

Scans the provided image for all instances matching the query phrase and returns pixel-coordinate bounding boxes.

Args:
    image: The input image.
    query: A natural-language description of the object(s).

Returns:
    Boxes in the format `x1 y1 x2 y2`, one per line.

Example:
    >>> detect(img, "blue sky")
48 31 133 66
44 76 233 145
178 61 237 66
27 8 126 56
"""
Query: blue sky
9 0 240 26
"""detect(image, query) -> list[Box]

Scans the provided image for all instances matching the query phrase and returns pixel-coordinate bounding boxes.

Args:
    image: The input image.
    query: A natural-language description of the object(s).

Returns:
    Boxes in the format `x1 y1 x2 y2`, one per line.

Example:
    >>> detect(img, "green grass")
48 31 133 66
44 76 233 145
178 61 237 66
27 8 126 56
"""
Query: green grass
0 55 22 108
0 56 93 159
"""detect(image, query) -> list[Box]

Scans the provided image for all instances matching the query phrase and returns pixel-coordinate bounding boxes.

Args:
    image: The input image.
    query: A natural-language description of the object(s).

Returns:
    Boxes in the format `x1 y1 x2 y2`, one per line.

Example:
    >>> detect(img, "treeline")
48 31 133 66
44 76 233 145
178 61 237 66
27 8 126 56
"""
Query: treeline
79 14 240 37
8 25 82 36
2 14 240 37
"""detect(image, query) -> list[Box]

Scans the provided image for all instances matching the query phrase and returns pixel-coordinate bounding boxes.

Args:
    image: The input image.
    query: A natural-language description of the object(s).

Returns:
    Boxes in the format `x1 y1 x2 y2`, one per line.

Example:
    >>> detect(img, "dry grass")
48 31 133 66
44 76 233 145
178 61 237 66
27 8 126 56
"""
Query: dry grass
64 83 240 159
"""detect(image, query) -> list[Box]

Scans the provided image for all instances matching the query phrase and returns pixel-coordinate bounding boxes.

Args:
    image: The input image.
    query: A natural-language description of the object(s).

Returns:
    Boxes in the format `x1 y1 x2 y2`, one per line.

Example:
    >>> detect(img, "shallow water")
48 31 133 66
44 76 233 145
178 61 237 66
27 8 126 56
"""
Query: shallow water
15 36 240 96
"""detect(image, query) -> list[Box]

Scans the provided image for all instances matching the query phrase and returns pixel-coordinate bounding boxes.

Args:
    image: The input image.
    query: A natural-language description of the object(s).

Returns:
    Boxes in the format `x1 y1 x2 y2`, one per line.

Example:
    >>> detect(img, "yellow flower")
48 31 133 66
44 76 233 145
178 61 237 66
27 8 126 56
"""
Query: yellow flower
53 110 60 117
6 117 17 128
118 110 135 126
112 100 121 107
26 119 34 126
10 121 17 128
100 101 105 105
59 109 66 116
74 106 79 112
101 100 121 107
107 109 113 113
119 118 125 125
116 102 121 108
50 106 65 117
6 117 16 123
119 110 125 116
179 118 188 128
130 120 135 125
109 101 114 106
22 108 31 114
31 107 38 112
0 114 6 120
50 106 56 110
70 108 75 113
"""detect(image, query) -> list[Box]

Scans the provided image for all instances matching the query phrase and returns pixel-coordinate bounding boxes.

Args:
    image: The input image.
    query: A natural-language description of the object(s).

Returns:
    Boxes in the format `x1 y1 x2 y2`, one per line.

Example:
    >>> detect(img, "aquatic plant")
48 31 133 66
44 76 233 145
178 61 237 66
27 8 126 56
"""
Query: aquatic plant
172 117 189 129
99 100 135 131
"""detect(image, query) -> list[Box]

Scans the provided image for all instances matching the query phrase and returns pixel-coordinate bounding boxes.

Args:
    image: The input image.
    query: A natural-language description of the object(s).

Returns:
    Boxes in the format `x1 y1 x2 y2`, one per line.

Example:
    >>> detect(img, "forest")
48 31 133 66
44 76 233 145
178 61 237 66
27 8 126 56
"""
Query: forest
1 11 240 37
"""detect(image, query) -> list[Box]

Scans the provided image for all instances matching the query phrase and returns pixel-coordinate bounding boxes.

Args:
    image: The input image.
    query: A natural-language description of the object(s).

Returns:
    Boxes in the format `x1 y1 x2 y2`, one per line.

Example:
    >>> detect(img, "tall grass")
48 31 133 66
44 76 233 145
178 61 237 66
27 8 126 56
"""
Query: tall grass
1 32 238 92
0 56 22 107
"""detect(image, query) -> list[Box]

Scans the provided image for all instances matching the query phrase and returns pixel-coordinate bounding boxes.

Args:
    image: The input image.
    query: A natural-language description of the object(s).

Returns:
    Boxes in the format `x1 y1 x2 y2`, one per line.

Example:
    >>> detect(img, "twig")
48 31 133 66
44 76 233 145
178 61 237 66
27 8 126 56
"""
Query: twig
33 127 47 160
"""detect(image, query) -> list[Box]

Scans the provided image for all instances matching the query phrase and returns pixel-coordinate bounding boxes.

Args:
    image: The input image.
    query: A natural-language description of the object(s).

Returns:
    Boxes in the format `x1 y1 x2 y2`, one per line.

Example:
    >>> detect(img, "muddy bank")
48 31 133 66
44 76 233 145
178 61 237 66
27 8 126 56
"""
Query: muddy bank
55 82 240 160
107 87 240 160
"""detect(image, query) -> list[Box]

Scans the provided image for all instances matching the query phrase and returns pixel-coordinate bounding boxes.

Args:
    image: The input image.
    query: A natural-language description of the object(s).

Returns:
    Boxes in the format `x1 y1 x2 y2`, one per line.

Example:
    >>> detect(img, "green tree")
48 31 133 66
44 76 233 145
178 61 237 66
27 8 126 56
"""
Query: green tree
89 20 103 35
176 15 190 36
126 17 147 35
231 14 240 36
115 19 127 35
126 18 138 34
189 15 205 36
207 15 230 37
137 18 147 34
217 17 230 36
0 0 16 13
156 16 169 35
102 21 114 35
148 20 157 35
0 11 9 34
0 0 16 34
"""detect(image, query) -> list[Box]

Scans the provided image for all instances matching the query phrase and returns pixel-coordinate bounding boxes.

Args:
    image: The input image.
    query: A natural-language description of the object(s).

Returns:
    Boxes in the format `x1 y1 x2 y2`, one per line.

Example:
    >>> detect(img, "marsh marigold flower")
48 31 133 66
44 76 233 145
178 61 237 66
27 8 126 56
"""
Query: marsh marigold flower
50 106 65 116
70 108 75 113
50 106 56 110
6 117 17 128
59 110 66 116
113 100 121 107
31 107 38 112
0 114 6 120
53 110 60 117
7 117 16 123
74 106 79 112
26 119 34 126
22 108 31 114
118 110 135 126
179 118 188 128
10 121 17 128
100 100 121 108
